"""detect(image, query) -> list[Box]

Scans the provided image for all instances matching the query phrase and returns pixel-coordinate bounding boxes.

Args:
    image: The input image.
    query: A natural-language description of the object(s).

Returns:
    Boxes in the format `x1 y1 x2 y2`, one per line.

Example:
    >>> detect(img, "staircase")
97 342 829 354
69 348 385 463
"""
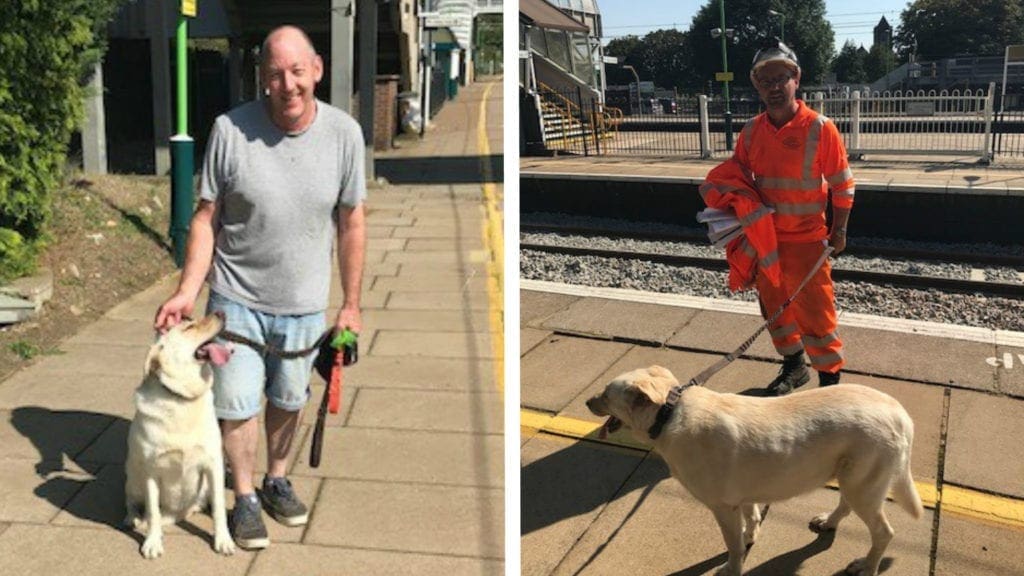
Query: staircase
536 82 622 152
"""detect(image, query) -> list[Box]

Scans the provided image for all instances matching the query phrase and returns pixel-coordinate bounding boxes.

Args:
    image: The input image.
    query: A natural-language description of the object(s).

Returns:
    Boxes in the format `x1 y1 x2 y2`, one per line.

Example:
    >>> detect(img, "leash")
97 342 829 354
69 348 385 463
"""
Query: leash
647 245 834 440
218 329 332 359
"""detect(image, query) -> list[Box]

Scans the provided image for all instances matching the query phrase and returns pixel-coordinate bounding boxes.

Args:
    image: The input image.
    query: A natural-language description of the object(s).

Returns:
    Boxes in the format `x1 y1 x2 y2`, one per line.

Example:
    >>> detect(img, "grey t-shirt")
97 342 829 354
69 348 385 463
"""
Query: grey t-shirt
199 100 366 315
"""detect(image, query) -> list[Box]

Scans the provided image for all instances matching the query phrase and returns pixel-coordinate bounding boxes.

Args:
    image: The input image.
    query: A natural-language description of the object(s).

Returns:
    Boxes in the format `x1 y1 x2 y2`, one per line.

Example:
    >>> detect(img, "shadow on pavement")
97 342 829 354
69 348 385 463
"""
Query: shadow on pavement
376 154 503 184
10 407 135 535
521 439 667 535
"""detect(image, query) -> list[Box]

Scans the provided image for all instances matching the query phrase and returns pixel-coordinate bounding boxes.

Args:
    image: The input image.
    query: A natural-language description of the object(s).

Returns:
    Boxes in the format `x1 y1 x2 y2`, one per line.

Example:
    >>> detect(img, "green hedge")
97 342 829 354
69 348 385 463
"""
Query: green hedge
0 0 125 282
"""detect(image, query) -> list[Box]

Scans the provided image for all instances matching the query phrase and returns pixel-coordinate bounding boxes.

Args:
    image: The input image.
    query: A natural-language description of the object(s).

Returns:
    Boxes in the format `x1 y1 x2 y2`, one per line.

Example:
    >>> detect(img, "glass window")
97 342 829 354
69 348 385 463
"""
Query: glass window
545 29 571 72
528 25 546 55
571 31 592 83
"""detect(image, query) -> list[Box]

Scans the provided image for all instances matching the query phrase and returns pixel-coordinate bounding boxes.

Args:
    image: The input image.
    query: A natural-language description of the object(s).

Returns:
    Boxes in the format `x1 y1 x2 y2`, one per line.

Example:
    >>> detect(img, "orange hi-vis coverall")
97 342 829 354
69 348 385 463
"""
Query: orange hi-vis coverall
733 100 855 373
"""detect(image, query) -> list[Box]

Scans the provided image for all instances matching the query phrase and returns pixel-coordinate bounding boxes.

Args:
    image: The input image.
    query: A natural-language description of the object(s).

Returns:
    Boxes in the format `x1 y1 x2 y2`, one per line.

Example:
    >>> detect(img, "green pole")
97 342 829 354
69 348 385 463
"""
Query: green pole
170 12 194 268
719 0 733 151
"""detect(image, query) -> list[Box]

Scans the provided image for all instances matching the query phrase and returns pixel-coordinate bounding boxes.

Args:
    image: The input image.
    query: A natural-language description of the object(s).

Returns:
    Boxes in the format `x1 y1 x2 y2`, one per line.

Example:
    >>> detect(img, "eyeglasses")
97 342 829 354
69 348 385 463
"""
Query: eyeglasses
755 74 793 89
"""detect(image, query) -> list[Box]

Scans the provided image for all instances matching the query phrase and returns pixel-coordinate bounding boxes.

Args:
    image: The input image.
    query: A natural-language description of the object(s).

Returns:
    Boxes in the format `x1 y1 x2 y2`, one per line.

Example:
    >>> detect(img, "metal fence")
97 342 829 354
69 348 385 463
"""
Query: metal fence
533 82 1024 160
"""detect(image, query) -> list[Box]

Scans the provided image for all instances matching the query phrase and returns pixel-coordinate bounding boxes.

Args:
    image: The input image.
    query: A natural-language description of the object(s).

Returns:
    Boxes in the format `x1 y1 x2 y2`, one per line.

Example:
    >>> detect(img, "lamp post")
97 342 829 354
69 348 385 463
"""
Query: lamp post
710 0 734 151
622 64 641 115
768 9 785 43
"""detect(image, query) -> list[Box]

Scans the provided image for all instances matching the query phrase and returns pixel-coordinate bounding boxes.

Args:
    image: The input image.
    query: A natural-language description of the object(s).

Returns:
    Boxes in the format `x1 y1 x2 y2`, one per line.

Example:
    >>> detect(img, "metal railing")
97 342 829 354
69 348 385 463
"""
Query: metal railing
529 82 1024 160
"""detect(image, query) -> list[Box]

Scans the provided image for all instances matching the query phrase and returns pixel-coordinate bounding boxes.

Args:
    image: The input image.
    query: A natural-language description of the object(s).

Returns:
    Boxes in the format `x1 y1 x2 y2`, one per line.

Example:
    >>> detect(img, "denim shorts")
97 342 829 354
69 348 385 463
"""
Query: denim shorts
206 291 326 420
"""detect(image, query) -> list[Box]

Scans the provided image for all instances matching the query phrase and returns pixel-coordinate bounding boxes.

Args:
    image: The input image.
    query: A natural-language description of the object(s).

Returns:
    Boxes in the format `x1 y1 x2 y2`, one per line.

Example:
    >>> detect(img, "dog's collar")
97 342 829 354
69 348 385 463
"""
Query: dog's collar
647 380 695 440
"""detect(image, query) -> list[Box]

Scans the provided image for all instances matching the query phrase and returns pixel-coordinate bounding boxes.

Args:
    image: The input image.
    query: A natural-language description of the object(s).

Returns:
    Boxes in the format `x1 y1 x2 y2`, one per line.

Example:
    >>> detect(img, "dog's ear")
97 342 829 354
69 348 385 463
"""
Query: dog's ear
647 365 676 381
633 379 665 407
144 344 162 377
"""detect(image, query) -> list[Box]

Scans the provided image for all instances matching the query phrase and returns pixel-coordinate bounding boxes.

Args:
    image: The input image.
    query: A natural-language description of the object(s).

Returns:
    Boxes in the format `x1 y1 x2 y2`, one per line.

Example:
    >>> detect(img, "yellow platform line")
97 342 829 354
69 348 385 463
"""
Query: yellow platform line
477 81 503 392
521 408 1024 530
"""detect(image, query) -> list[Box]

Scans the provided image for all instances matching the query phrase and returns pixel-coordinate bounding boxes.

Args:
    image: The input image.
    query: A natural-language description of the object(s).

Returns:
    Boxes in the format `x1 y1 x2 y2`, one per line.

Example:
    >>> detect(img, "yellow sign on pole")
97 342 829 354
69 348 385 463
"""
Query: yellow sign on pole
715 72 734 82
182 0 197 17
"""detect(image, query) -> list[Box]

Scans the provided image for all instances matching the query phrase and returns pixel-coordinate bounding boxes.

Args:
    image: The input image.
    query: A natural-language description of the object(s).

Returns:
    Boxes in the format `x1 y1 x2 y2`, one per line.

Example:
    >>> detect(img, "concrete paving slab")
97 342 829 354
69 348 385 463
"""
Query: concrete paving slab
327 286 388 309
30 343 146 377
292 427 503 487
665 309 780 360
345 356 497 390
347 388 502 433
0 372 136 418
521 434 647 576
521 335 633 413
104 275 180 321
0 523 255 574
522 327 553 356
994 343 1024 397
76 418 130 464
299 381 359 428
521 290 579 326
366 225 394 238
62 317 156 347
405 238 486 251
944 389 1024 499
841 325 997 390
362 308 489 332
371 330 495 359
0 407 114 461
541 297 699 345
396 261 488 275
391 225 483 239
0 457 85 523
371 274 488 292
385 291 490 311
934 514 1024 575
367 215 415 226
305 479 503 557
248 542 504 576
384 250 486 265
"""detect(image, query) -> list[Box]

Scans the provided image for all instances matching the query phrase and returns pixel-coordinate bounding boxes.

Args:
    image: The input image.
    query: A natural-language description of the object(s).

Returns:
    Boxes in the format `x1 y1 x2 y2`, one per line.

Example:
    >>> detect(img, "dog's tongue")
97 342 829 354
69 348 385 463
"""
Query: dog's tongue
199 343 233 366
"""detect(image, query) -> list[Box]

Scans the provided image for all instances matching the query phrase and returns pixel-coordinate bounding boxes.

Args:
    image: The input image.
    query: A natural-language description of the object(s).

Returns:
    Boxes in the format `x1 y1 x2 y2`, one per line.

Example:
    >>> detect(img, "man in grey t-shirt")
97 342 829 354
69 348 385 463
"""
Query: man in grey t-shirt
154 25 366 550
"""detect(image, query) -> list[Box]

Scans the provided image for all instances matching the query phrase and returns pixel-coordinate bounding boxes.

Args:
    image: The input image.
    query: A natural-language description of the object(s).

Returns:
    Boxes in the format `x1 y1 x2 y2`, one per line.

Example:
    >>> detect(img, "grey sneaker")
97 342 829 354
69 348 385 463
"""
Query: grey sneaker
260 476 309 527
230 495 269 549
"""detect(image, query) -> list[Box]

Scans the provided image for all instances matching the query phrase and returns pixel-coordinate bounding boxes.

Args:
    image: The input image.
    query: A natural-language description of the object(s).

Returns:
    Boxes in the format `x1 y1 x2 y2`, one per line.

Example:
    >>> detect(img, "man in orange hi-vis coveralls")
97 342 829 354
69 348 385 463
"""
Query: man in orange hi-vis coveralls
711 39 854 395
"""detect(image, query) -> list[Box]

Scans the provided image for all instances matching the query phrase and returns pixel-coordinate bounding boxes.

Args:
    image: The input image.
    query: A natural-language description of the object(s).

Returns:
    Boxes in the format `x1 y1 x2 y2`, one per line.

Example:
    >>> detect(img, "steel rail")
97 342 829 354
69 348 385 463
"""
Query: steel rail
520 223 1024 268
520 242 1024 298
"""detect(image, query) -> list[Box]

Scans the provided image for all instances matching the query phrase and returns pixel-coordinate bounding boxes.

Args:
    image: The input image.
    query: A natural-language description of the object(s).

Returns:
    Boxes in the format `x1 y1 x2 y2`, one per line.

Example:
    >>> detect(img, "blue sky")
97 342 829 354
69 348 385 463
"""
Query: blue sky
598 0 909 52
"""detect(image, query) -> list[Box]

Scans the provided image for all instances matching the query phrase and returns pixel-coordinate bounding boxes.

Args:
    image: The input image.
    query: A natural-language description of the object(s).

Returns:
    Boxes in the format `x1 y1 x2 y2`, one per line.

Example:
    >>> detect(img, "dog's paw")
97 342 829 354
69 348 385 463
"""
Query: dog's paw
844 558 877 576
809 513 837 533
141 536 164 559
214 534 236 556
743 525 760 546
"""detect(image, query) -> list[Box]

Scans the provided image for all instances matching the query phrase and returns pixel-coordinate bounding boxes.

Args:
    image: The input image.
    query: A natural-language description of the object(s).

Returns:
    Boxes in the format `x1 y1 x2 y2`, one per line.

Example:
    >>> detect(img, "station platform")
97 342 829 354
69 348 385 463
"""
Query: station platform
521 154 1024 196
0 79 504 575
520 281 1024 576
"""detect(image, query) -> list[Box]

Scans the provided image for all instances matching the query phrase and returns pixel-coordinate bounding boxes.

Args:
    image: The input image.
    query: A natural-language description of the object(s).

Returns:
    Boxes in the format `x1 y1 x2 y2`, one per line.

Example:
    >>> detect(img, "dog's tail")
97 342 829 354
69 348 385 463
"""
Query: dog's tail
893 417 924 520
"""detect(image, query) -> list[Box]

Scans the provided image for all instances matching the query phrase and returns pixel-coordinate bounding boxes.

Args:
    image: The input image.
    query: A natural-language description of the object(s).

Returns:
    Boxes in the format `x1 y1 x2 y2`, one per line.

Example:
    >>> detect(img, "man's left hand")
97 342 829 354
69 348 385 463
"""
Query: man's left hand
334 305 362 335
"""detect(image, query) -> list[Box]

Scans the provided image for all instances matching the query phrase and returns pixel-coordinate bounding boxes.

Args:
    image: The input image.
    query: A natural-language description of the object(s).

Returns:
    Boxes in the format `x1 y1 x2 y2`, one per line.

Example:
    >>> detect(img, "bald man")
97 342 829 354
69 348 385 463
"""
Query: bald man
154 25 367 549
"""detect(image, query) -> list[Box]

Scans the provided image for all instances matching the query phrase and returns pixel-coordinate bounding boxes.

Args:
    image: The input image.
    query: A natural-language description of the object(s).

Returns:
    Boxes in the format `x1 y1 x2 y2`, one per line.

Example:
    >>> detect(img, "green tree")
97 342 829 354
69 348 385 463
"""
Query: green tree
634 29 694 92
864 43 898 81
832 41 868 83
0 0 127 281
685 0 835 93
895 0 1024 61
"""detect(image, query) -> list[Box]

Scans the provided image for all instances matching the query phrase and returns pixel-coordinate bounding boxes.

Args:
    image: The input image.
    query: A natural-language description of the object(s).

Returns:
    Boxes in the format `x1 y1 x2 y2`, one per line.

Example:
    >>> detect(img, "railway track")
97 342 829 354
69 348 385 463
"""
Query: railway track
520 222 1024 268
520 241 1024 298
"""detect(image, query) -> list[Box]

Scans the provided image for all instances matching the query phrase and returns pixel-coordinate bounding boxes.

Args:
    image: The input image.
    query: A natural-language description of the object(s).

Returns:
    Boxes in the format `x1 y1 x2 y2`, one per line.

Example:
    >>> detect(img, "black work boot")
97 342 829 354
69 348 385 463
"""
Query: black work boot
766 353 809 396
819 370 842 387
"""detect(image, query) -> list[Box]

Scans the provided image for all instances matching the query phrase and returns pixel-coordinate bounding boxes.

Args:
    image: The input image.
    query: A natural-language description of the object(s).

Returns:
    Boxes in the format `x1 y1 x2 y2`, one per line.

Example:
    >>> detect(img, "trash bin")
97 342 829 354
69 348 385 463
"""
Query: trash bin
397 90 422 134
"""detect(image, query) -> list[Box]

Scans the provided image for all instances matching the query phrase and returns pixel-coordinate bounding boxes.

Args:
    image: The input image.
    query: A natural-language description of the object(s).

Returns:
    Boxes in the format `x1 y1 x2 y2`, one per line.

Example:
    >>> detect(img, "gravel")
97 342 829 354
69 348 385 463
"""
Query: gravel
520 220 1024 330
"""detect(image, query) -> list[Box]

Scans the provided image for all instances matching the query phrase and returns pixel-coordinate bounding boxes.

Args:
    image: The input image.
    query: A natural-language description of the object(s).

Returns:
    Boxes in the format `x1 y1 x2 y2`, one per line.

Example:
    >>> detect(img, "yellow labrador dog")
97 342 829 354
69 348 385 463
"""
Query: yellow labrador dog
125 312 234 559
586 365 923 576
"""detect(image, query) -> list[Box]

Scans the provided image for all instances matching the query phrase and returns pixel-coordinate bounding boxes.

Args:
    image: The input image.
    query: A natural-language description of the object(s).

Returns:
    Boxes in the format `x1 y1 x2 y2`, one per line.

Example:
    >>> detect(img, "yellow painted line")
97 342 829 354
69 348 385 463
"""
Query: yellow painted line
521 408 1024 530
477 81 503 392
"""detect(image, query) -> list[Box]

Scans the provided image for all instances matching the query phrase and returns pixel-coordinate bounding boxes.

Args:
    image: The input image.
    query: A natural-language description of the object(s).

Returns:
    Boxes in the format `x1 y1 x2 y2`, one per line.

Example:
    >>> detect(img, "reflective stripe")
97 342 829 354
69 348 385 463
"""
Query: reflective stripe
769 201 826 216
756 176 825 191
825 167 853 186
739 205 773 227
770 322 798 339
803 116 827 181
776 342 805 355
742 119 756 151
701 182 758 202
833 187 855 199
808 350 844 366
739 237 756 256
698 182 714 200
760 249 779 269
803 331 840 348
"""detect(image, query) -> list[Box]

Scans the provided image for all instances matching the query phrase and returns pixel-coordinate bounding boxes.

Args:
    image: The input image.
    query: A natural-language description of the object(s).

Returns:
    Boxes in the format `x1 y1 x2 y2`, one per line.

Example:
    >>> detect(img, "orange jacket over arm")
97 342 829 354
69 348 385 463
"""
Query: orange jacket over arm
699 159 781 291
733 100 854 243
